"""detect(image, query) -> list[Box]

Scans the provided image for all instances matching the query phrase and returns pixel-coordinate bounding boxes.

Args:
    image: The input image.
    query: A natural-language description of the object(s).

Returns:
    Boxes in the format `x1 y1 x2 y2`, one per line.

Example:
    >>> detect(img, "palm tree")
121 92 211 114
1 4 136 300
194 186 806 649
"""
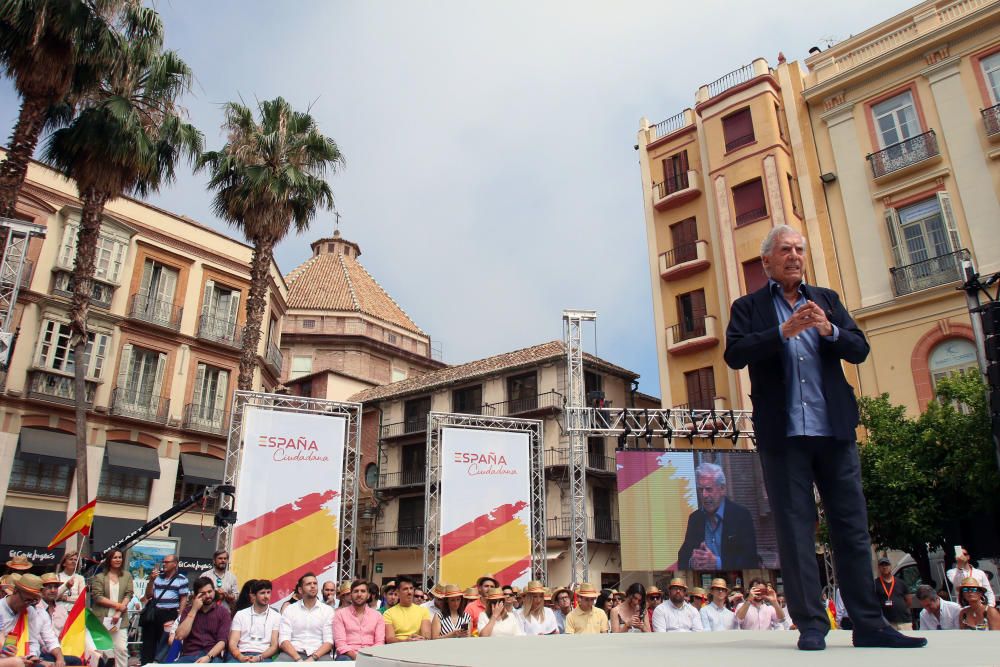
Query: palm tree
199 98 343 390
0 0 157 218
42 29 202 550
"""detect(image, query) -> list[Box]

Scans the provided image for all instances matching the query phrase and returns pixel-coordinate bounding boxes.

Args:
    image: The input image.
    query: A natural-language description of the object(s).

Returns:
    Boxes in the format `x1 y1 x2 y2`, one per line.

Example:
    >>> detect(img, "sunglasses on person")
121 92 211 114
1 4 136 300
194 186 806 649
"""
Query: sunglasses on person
648 595 662 600
960 587 983 593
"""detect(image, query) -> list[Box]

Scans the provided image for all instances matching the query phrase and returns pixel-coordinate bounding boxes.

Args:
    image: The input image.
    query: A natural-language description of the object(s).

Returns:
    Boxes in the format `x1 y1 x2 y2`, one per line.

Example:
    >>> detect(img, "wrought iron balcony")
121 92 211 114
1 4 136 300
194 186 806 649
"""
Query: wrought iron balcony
866 130 940 179
659 240 710 281
725 132 756 152
370 527 424 550
890 248 969 297
484 390 562 417
982 104 1000 138
667 315 719 355
265 341 283 374
380 416 428 439
649 110 694 142
183 403 228 435
652 170 701 211
198 312 242 347
374 468 426 490
707 62 756 98
110 387 170 423
545 516 620 542
51 270 114 309
735 205 768 226
26 370 96 405
128 293 182 330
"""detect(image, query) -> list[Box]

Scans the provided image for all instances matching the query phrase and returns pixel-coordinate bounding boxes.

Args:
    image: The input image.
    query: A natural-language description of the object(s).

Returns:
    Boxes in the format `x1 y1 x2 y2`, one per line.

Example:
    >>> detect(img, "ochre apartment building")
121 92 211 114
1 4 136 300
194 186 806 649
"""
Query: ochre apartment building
640 0 1000 418
0 157 287 571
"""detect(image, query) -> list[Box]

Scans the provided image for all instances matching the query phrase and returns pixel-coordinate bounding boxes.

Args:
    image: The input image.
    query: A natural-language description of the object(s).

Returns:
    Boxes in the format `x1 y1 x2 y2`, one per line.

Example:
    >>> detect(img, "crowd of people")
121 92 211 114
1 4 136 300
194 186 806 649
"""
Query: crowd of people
2 544 998 666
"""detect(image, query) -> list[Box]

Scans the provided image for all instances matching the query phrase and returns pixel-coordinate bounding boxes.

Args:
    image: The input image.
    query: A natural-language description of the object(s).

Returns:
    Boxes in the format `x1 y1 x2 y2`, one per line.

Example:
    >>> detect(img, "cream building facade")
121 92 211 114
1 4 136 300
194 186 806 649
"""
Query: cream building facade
0 157 287 570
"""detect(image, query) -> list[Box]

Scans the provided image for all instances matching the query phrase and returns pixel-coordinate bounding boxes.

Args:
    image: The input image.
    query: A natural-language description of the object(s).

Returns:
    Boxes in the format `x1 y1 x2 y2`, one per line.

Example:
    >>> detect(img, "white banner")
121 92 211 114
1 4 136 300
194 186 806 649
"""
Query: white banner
439 427 532 589
230 407 346 599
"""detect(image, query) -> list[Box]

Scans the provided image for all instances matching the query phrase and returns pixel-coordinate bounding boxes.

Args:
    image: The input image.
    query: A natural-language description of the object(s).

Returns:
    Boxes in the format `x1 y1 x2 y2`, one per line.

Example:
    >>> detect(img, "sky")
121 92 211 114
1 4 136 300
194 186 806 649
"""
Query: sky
0 0 917 395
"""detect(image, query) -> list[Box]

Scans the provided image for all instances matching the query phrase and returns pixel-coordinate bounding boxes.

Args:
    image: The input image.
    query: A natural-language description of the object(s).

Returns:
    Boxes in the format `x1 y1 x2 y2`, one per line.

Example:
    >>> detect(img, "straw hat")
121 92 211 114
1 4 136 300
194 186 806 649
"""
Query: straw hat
442 584 463 598
960 577 988 594
476 575 499 588
668 578 688 590
337 581 352 595
14 573 42 595
39 573 60 586
462 587 479 600
5 554 32 571
524 580 545 595
710 578 729 591
485 589 506 601
543 587 552 601
429 583 446 598
576 582 599 598
690 587 707 600
646 586 663 598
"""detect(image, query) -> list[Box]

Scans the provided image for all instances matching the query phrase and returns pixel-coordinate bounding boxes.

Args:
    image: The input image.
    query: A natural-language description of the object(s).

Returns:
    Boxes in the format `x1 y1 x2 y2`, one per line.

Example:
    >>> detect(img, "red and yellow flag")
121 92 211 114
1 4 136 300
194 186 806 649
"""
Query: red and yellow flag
47 499 97 549
439 501 531 589
2 610 29 657
60 586 87 658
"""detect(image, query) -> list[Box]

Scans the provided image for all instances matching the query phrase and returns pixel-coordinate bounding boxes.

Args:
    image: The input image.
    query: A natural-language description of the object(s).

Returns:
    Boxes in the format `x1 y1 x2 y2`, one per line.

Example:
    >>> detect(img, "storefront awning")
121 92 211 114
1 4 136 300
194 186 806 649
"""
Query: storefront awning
17 428 76 466
91 516 144 553
179 453 224 487
0 507 70 550
105 441 160 479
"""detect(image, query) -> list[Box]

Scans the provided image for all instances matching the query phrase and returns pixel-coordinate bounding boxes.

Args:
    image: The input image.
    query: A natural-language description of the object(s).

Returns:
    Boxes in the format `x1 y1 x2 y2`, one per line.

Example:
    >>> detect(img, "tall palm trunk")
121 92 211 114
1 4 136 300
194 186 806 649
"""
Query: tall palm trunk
237 237 275 391
70 186 108 557
0 95 50 218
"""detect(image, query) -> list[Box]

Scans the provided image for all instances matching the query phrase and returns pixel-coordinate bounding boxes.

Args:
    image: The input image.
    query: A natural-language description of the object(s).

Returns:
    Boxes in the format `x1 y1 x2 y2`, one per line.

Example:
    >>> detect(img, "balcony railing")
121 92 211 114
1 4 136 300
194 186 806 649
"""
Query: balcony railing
725 132 756 152
655 171 689 199
670 315 708 342
735 205 767 226
982 104 1000 138
707 62 756 98
380 416 428 439
659 240 710 282
128 293 182 330
667 315 719 355
110 387 170 423
890 248 968 297
265 341 283 374
198 312 241 347
183 403 228 435
26 370 96 405
662 241 698 269
650 110 692 141
370 527 424 550
484 390 562 417
375 468 426 489
51 270 114 309
545 516 620 542
866 130 939 179
652 170 701 211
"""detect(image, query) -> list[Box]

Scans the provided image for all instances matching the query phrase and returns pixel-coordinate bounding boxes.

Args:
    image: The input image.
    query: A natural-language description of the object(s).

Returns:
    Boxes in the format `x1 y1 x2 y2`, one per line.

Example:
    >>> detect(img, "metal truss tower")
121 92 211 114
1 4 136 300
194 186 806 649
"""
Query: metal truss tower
0 217 46 366
562 309 596 585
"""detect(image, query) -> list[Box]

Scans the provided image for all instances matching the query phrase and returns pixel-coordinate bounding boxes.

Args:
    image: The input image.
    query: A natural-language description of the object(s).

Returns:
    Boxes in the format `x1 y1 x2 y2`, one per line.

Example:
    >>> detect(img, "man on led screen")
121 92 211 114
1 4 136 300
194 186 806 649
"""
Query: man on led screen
676 462 759 570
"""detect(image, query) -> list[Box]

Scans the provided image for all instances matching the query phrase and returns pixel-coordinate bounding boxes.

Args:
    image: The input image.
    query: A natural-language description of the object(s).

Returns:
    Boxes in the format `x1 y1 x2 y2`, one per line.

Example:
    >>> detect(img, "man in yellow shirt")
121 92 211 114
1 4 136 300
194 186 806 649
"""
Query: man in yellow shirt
564 583 609 634
383 577 431 642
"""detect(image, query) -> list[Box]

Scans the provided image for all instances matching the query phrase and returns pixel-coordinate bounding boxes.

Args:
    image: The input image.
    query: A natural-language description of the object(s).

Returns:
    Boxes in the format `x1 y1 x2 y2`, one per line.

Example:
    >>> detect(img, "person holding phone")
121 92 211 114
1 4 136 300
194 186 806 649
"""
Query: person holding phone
477 590 523 637
946 547 995 608
735 579 785 631
430 585 470 639
610 583 649 633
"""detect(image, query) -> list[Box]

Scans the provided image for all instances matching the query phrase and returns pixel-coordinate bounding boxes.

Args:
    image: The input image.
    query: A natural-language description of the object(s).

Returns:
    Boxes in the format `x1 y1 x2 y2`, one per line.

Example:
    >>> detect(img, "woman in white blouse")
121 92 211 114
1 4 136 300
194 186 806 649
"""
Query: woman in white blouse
518 581 559 635
56 551 86 611
478 590 524 637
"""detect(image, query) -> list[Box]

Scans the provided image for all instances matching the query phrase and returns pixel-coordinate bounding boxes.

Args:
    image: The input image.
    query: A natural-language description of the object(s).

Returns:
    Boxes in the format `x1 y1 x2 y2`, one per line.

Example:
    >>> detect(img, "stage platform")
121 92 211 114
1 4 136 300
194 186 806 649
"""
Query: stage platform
356 630 1000 667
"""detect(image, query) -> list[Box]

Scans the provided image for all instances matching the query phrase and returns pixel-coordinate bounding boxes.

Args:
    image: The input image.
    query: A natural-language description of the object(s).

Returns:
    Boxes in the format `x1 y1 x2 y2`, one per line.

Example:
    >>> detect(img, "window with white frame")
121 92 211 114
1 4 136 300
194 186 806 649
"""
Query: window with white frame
35 319 109 378
884 193 961 267
115 344 167 407
981 52 1000 104
290 355 312 379
57 223 129 283
200 281 240 338
872 91 921 148
929 339 978 389
190 362 229 426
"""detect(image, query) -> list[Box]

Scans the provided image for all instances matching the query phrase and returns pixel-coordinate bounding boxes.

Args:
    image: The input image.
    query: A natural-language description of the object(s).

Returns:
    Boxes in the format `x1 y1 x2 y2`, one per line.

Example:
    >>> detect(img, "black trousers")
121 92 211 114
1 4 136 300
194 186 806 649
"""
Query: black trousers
140 607 178 665
757 436 888 634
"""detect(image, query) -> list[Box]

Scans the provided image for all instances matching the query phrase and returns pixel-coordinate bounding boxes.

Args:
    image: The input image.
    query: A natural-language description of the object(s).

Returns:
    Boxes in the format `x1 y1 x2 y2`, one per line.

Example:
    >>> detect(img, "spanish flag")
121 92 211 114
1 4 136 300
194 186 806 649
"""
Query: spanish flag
439 501 532 589
47 499 97 549
1 610 29 656
61 588 113 658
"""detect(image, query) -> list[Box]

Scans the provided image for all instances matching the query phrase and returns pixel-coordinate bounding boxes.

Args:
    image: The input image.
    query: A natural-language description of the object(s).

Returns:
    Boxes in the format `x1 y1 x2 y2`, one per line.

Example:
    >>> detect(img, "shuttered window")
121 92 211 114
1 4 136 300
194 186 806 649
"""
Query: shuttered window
677 289 707 338
733 179 768 226
684 367 716 411
722 108 754 151
743 258 769 294
670 218 698 264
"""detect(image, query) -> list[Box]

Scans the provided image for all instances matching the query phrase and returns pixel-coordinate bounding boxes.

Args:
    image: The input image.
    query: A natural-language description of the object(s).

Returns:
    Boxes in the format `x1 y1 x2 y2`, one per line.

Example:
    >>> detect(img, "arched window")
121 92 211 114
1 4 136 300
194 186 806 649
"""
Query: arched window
928 338 978 390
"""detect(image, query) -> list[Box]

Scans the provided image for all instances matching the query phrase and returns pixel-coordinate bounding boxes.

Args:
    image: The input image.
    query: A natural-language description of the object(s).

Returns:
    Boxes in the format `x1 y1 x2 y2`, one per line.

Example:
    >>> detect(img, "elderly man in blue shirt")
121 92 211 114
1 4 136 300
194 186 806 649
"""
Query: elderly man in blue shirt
724 224 926 652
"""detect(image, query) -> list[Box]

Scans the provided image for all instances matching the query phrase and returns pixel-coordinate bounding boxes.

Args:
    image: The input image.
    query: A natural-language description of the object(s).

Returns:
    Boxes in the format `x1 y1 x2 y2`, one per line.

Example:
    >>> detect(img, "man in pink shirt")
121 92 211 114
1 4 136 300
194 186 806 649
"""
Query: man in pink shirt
333 580 385 661
736 579 786 631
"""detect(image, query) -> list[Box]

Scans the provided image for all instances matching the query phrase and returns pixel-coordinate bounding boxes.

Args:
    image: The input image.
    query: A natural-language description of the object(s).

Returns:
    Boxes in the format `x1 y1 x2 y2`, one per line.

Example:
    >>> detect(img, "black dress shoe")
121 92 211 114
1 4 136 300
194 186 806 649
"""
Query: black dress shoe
852 626 927 648
797 629 826 651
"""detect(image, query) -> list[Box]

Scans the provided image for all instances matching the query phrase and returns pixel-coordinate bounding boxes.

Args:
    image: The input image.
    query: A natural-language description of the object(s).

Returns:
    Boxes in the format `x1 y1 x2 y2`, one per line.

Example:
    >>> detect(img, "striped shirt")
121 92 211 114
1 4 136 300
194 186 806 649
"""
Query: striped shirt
151 573 190 610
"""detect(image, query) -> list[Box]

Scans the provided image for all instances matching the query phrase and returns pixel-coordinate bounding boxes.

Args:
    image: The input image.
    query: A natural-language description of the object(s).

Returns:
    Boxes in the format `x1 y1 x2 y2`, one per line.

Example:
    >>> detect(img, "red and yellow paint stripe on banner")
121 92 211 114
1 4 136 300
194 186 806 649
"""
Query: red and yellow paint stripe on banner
440 501 531 589
232 490 339 599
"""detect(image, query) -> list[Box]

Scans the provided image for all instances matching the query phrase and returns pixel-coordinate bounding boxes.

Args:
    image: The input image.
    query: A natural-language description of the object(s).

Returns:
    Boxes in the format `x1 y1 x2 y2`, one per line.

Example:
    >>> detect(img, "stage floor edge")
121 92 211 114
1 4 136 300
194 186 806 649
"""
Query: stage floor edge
356 630 1000 667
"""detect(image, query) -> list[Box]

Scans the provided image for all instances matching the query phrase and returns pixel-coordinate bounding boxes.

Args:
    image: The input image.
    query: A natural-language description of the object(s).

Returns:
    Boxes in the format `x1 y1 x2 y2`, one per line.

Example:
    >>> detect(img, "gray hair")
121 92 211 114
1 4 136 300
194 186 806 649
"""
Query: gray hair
695 462 726 487
760 224 805 257
915 585 938 602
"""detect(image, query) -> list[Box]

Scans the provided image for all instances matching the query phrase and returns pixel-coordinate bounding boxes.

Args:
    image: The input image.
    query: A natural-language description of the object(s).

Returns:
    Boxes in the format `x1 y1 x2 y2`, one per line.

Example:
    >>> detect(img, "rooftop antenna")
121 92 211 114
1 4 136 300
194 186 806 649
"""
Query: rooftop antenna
333 207 342 236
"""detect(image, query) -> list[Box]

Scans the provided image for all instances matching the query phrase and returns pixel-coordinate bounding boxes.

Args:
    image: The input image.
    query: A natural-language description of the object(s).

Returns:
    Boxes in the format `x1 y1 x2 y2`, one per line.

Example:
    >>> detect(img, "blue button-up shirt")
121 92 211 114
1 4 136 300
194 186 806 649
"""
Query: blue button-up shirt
769 280 838 437
704 498 726 570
